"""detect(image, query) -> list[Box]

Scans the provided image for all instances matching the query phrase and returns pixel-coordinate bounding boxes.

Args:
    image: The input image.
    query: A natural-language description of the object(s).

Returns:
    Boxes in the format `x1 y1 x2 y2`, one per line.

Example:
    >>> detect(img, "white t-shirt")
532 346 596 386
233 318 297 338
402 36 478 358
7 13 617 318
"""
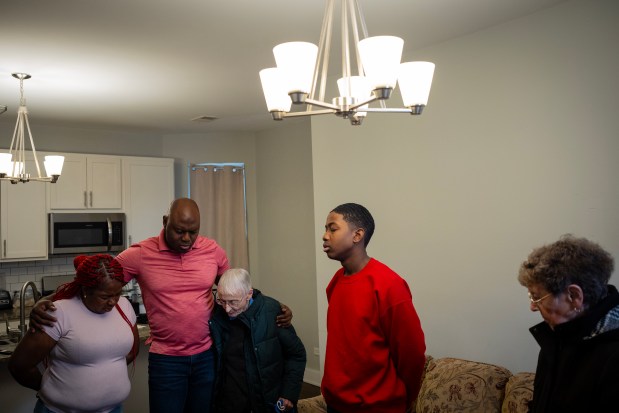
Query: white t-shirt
39 295 136 413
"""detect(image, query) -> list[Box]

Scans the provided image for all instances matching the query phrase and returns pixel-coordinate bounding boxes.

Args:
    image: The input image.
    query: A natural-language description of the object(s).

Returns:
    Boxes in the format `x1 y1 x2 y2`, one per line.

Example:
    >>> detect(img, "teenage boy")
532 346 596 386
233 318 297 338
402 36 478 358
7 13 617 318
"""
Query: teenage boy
321 203 426 413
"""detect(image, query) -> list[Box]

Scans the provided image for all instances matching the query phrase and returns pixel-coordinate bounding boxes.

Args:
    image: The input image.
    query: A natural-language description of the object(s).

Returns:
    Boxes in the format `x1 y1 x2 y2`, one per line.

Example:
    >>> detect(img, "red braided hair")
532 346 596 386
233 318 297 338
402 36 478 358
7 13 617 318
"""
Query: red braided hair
54 254 126 301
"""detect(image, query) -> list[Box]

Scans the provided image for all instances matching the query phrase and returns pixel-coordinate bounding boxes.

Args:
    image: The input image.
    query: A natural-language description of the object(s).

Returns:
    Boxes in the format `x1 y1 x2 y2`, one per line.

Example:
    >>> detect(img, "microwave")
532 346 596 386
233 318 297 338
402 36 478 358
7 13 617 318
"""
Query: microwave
49 213 126 255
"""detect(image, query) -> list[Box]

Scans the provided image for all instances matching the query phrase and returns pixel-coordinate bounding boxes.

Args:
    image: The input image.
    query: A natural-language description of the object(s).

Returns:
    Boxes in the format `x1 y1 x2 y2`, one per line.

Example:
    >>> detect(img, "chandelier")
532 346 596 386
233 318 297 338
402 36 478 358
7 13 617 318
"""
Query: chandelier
259 0 435 126
0 73 64 184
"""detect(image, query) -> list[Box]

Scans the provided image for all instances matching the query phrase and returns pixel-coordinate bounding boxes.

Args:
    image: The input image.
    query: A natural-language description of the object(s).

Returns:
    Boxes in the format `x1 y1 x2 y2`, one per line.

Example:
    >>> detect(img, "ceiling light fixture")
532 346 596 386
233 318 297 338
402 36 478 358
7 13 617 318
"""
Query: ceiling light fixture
259 0 435 125
0 73 64 184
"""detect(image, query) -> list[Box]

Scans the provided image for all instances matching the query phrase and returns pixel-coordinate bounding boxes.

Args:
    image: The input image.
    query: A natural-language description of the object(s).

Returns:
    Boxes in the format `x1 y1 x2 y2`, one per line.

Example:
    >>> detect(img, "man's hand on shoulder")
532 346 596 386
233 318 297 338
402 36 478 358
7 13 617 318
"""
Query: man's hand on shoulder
28 297 57 333
277 303 293 328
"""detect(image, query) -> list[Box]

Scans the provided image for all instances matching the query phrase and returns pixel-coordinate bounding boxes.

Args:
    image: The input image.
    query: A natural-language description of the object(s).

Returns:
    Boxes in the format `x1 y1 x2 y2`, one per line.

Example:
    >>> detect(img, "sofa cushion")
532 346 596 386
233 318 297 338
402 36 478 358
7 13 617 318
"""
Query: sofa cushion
415 357 511 413
297 395 327 413
501 372 535 413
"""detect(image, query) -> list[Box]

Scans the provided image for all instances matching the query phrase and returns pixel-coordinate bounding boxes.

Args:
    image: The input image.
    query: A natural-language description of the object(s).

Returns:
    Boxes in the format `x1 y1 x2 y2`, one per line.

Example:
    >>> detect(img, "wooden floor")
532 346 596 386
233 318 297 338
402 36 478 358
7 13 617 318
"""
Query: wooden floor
299 382 321 399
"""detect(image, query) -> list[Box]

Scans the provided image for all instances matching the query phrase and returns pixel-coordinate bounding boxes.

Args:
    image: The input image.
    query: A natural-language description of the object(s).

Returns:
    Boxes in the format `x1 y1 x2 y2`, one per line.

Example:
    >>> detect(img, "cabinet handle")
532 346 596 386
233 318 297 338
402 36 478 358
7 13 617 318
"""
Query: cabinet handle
84 191 88 207
3 240 5 258
90 191 93 207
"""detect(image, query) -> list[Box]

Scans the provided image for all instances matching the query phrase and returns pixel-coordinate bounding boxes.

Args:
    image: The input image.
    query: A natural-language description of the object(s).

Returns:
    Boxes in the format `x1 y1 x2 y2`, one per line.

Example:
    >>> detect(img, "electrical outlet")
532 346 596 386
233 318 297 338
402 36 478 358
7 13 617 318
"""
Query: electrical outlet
313 347 319 356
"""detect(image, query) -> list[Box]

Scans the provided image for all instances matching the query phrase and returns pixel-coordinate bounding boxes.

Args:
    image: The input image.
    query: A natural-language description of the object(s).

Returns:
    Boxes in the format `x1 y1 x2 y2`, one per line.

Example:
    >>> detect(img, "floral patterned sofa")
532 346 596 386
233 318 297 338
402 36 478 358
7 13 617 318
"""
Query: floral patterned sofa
297 356 535 413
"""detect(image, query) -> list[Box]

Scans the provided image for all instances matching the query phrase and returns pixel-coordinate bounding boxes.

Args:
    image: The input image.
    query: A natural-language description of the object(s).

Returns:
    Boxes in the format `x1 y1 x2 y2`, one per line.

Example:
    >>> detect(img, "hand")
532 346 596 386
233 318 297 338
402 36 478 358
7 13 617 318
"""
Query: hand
277 397 294 411
28 299 57 333
276 303 293 328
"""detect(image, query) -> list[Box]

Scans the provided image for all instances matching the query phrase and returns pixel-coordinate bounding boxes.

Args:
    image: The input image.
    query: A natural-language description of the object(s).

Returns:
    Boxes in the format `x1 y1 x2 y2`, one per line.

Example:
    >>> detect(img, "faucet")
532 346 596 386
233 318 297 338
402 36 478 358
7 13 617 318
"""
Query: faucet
18 281 40 340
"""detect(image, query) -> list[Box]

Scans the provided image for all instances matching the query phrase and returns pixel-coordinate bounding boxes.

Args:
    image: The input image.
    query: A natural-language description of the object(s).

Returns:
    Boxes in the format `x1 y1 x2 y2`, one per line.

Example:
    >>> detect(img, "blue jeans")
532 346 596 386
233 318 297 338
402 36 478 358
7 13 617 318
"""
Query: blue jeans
148 349 215 413
34 398 123 413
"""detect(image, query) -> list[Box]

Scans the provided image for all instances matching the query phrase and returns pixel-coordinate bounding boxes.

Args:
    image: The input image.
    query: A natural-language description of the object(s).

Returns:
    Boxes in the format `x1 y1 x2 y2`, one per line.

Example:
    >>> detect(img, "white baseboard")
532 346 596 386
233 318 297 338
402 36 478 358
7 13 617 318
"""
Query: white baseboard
303 367 321 387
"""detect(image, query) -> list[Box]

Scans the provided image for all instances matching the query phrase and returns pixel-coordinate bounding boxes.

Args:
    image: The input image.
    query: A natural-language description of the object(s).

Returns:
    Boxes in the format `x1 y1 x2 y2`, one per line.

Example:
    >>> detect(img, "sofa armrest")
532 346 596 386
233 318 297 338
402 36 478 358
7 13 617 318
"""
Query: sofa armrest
501 372 534 413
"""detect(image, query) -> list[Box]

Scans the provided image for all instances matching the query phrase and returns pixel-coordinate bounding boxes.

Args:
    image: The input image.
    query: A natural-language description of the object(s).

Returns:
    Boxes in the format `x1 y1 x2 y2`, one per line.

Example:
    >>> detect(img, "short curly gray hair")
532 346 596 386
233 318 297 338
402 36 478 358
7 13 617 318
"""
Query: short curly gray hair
517 235 615 306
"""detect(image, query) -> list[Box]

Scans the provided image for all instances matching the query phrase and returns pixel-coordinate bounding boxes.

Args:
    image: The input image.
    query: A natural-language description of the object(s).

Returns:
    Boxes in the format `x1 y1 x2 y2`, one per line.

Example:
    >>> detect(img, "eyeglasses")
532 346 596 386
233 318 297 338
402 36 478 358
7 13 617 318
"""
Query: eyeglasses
528 291 552 305
215 293 246 308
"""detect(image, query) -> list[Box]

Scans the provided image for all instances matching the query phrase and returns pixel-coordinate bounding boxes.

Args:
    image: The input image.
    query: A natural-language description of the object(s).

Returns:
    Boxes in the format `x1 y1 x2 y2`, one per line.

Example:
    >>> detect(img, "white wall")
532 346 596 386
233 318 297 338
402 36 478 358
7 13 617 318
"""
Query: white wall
255 119 320 379
312 0 619 374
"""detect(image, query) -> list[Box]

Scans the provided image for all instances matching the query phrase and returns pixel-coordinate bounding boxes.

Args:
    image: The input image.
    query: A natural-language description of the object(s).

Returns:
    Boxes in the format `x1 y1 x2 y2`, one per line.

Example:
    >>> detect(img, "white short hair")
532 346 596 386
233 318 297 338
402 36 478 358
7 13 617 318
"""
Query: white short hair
218 268 252 296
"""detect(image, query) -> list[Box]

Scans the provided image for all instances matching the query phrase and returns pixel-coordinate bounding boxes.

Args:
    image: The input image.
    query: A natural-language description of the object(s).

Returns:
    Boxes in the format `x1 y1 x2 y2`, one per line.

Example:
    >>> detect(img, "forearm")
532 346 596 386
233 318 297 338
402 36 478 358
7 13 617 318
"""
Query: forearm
9 365 42 391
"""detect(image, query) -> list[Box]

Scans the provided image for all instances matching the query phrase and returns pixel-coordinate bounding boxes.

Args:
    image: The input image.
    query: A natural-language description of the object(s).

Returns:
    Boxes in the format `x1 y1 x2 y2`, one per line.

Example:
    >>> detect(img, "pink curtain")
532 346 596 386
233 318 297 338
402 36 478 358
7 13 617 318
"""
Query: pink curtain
190 165 248 269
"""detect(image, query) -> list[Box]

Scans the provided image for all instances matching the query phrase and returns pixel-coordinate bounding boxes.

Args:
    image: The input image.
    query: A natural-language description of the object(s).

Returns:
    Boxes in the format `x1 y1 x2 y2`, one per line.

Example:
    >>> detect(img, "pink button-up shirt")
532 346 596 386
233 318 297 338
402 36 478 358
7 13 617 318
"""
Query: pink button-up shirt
116 230 229 356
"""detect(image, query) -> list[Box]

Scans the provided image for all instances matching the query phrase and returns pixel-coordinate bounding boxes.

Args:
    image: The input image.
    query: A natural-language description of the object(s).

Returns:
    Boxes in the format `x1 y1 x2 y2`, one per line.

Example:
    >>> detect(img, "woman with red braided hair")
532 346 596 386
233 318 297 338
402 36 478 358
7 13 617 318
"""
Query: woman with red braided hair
8 254 139 413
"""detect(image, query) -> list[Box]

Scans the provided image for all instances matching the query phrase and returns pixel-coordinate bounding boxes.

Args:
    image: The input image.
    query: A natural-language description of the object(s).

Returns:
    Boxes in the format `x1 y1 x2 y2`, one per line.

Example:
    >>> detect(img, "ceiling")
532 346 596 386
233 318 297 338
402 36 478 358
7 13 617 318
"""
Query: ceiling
0 0 567 134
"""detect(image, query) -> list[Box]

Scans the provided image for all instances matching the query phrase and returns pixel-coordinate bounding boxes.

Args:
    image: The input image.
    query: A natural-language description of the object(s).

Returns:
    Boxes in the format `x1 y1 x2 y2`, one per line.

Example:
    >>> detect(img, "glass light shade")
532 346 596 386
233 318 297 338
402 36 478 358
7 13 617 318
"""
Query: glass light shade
358 36 404 90
44 155 65 176
259 68 292 112
273 42 318 95
0 153 13 175
398 61 435 107
337 76 371 116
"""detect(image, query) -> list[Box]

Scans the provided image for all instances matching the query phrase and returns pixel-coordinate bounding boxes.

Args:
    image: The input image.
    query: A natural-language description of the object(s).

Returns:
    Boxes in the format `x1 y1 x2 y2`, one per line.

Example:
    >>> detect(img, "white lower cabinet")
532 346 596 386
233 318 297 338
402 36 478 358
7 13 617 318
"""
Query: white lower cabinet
122 157 174 246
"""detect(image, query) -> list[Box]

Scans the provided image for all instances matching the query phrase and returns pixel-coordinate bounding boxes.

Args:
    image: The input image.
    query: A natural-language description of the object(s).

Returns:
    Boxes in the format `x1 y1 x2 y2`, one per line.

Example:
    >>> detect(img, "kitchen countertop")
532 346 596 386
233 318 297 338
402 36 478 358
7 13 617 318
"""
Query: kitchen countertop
0 307 151 362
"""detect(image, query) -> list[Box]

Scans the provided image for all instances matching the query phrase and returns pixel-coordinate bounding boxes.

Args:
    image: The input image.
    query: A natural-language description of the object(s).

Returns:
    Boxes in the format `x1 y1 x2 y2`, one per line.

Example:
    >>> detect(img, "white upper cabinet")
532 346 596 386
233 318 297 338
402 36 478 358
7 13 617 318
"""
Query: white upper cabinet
49 154 122 209
122 156 174 246
1 158 47 261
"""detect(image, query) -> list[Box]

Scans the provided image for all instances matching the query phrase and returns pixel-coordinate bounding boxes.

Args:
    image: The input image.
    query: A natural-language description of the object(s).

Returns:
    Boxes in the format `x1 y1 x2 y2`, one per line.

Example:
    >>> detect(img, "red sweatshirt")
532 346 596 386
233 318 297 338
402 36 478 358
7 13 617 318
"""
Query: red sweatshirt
321 258 426 413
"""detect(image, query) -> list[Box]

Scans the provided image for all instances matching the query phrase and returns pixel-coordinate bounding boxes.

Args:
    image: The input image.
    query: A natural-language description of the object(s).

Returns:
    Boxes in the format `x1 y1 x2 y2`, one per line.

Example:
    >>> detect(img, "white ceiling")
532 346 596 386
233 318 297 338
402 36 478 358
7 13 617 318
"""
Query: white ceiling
0 0 567 134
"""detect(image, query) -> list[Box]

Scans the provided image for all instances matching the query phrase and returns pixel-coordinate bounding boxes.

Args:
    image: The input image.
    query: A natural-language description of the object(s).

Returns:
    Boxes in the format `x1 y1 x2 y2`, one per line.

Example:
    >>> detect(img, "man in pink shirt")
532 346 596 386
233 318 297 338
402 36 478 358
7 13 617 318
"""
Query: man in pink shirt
115 197 228 413
31 198 292 413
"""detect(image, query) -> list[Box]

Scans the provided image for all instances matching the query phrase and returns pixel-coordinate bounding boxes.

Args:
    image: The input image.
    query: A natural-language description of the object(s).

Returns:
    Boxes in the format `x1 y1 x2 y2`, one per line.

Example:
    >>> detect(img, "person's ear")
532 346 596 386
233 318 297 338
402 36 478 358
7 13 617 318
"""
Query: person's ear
163 215 169 227
566 284 584 307
352 228 365 244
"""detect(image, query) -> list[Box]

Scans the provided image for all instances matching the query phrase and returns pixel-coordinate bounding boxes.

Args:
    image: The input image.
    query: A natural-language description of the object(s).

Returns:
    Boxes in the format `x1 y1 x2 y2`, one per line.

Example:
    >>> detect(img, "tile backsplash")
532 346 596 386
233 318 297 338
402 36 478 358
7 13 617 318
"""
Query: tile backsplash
0 256 79 295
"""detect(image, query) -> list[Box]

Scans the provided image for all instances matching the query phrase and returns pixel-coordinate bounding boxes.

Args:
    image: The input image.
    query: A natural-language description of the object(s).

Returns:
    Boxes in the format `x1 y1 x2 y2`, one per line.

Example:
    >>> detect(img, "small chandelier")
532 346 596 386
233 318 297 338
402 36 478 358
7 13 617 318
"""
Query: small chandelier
0 73 64 184
259 0 435 126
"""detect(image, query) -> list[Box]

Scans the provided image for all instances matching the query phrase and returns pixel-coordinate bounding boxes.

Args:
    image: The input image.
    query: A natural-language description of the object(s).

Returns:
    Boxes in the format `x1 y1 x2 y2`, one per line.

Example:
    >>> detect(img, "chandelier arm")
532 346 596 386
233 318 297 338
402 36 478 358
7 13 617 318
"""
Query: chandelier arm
24 113 44 178
342 0 351 80
349 0 363 77
25 176 53 183
363 107 417 113
9 111 20 156
11 111 26 177
304 98 340 111
313 0 335 105
354 0 369 39
348 95 380 111
283 109 336 118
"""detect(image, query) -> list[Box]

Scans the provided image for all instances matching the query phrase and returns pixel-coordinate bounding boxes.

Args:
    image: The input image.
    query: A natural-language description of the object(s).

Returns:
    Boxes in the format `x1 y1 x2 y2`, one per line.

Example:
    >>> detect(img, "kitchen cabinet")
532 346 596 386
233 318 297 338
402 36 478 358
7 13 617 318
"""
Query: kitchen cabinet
122 156 174 246
48 154 122 209
0 159 47 261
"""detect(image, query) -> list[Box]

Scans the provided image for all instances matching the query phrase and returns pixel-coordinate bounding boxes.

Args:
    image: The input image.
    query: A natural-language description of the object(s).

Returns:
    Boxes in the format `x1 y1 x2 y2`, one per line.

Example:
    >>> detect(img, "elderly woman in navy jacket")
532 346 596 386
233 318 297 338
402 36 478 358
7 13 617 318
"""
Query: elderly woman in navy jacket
518 235 619 412
209 268 306 413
